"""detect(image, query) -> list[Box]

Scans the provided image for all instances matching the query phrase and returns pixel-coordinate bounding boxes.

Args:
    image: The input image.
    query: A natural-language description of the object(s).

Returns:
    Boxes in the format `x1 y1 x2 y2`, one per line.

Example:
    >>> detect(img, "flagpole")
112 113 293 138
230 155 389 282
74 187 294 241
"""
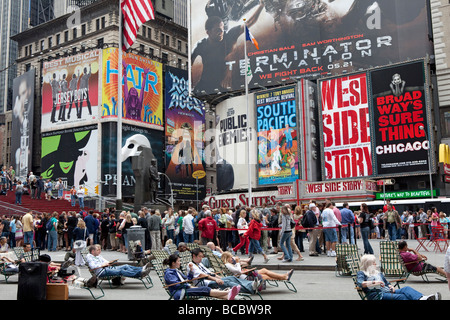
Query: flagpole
117 1 123 209
244 19 252 208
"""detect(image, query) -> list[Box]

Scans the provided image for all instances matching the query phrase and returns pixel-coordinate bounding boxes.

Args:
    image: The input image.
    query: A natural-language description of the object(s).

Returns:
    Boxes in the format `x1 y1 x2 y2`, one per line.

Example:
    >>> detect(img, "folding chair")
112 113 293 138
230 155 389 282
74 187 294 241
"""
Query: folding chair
335 243 359 277
412 227 428 252
379 241 408 281
430 227 448 253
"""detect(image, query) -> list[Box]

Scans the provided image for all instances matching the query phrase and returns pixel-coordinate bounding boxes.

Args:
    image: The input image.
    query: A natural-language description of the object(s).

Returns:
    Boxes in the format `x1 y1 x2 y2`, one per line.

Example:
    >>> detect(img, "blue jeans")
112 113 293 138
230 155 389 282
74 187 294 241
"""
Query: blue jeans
381 286 424 300
248 238 264 256
47 230 57 251
71 195 76 206
15 192 23 204
208 276 254 294
183 232 194 243
24 231 34 248
167 229 174 241
361 226 373 254
341 226 355 244
280 231 293 261
78 196 84 208
58 189 63 198
387 222 397 241
101 265 143 278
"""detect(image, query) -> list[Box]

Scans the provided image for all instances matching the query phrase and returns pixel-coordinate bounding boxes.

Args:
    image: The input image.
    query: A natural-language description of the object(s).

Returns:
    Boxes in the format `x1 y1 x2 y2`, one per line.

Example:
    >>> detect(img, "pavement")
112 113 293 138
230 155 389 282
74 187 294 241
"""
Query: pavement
1 238 449 302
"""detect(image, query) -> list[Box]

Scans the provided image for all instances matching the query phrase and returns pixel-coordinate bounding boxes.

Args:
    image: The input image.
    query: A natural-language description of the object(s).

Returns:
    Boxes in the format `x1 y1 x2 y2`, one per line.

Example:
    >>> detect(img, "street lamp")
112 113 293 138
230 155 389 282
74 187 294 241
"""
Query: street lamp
158 172 174 208
419 126 433 199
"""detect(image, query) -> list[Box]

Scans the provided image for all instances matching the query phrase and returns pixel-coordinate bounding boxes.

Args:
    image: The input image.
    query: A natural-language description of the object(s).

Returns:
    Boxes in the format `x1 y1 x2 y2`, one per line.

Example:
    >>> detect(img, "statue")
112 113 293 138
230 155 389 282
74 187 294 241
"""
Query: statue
149 158 160 204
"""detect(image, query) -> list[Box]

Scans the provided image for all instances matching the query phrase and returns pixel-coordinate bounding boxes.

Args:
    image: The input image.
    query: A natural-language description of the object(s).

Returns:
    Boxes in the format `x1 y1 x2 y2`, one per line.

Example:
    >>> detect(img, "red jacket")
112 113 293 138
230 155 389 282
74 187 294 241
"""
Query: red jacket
245 219 262 240
198 216 217 239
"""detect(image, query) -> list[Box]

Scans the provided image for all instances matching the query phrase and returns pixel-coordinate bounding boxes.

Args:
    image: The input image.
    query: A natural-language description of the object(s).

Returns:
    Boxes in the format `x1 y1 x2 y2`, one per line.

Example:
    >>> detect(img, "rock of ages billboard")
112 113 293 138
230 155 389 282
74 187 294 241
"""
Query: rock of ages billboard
41 50 100 131
319 73 372 180
101 48 163 130
164 66 206 200
190 0 432 96
370 60 431 176
256 86 299 185
41 125 98 192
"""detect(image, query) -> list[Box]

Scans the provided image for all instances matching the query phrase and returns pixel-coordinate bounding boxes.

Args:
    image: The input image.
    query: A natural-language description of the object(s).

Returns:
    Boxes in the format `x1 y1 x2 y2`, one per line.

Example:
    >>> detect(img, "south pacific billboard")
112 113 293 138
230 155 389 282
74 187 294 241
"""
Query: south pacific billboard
41 50 100 131
318 59 431 180
255 86 299 185
190 0 432 96
164 66 206 200
41 124 98 192
102 48 163 129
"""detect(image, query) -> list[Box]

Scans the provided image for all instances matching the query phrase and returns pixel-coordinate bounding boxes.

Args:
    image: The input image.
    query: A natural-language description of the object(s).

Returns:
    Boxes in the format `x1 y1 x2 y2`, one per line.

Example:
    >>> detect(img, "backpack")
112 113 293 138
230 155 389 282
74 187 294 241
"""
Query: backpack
46 219 54 231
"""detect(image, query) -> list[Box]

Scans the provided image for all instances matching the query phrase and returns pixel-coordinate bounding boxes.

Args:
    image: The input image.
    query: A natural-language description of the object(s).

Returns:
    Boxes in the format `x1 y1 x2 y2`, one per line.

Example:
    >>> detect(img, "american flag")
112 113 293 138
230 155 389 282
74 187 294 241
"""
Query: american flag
121 0 155 50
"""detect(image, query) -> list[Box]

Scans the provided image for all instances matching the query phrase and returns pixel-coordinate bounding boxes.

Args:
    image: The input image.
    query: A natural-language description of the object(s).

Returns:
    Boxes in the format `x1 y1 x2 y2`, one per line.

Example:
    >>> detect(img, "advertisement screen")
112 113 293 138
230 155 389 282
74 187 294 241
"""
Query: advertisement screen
370 60 431 176
214 93 257 191
320 73 372 179
165 66 206 200
255 86 299 185
101 122 164 197
102 48 163 129
11 69 35 181
41 50 100 131
41 125 98 193
190 0 432 96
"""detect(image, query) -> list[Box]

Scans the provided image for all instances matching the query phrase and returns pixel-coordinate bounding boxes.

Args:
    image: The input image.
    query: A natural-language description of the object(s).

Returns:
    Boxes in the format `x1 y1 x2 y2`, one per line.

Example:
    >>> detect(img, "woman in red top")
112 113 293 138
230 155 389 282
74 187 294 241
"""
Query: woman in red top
244 210 270 263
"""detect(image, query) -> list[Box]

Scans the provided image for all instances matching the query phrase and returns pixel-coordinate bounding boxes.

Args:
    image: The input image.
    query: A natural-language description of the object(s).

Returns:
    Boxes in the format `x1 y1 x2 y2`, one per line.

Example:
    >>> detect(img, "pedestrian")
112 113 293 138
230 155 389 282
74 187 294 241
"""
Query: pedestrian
321 202 341 257
77 186 85 208
279 206 294 262
383 204 401 241
47 211 58 252
245 210 269 263
15 181 24 205
359 203 374 255
232 210 249 255
340 202 355 244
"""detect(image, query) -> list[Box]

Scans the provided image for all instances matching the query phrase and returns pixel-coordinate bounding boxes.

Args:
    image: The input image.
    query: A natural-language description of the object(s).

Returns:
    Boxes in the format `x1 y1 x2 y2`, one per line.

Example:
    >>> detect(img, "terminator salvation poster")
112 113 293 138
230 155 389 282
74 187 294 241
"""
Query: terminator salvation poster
370 60 432 176
190 0 432 96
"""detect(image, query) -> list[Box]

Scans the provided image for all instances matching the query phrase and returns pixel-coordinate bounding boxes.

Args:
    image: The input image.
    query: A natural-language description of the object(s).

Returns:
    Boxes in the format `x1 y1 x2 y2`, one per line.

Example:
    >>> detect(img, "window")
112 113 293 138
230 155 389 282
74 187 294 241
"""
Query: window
29 45 32 55
48 37 53 48
73 27 78 40
82 24 86 36
96 18 100 30
148 27 152 39
101 17 106 28
149 48 154 57
178 40 182 51
25 46 28 56
97 38 104 48
64 31 69 42
56 34 60 46
166 35 170 46
40 40 45 51
441 109 450 137
161 32 165 44
140 44 145 53
25 63 31 71
142 27 146 37
162 0 166 9
162 52 168 63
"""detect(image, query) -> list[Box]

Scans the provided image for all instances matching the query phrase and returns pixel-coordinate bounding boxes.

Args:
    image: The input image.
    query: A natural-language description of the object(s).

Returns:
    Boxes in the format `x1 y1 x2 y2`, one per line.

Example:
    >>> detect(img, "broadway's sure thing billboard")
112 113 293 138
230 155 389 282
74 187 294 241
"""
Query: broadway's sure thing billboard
318 59 432 180
319 73 372 180
11 69 35 181
214 93 257 191
41 125 98 193
371 60 432 176
190 0 433 96
41 50 100 131
256 86 299 185
102 48 163 129
165 66 206 200
101 122 164 197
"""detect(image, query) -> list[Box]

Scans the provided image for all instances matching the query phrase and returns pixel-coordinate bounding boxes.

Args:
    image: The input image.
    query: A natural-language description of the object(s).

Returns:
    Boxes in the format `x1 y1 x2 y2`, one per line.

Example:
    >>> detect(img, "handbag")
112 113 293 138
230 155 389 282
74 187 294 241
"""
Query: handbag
73 228 87 250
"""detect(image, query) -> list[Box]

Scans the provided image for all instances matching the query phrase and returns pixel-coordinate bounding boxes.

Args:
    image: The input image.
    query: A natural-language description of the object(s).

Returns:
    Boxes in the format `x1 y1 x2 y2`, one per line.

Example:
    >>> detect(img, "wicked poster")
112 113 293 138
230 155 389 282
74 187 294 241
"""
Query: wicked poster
190 0 432 96
41 125 98 193
164 66 206 200
370 60 432 176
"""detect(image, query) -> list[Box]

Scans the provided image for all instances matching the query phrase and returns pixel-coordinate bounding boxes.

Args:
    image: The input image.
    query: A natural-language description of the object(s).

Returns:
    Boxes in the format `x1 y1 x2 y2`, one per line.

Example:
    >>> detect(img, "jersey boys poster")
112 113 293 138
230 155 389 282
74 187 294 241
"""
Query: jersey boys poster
102 48 163 129
320 73 372 179
256 86 299 185
190 0 432 96
370 60 432 176
41 50 100 131
164 66 206 200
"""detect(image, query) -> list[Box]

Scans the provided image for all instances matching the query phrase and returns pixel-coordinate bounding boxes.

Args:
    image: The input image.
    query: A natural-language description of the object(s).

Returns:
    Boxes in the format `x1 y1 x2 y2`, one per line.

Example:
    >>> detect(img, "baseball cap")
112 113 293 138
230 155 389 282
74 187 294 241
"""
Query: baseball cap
309 203 316 209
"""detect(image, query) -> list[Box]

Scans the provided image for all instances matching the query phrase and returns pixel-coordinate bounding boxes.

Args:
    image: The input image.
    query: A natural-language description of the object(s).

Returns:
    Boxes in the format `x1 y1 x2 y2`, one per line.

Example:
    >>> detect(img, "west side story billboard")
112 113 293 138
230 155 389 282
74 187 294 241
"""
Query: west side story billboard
190 0 433 96
318 59 432 180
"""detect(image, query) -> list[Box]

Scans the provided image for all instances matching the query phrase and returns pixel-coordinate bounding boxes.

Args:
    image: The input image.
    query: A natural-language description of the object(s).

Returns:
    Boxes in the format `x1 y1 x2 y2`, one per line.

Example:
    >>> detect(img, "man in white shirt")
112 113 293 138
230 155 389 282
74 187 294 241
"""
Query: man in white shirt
187 248 260 294
85 244 151 278
183 209 195 243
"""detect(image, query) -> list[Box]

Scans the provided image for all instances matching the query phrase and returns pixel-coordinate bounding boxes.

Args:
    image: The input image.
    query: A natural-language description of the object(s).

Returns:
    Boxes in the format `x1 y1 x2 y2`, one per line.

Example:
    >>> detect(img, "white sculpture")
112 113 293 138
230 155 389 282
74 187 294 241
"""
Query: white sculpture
121 134 152 162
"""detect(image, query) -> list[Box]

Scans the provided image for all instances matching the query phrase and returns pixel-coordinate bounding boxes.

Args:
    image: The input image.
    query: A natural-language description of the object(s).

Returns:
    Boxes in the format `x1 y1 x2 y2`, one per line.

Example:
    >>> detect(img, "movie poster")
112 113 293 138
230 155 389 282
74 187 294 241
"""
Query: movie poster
101 122 164 197
102 48 163 130
41 50 100 131
165 66 206 200
319 73 372 180
190 0 432 96
41 125 98 193
256 86 299 185
214 94 257 191
11 69 35 181
370 60 431 176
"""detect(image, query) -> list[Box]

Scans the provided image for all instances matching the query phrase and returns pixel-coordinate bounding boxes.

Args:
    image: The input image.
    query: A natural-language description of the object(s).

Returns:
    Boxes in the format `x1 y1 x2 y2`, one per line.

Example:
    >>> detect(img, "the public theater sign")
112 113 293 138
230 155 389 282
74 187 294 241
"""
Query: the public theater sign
299 179 377 199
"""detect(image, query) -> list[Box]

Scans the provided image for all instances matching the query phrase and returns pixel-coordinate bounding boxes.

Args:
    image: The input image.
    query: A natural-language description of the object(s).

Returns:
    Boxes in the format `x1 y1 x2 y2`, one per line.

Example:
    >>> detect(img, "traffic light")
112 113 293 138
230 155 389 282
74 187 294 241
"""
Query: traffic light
95 185 99 195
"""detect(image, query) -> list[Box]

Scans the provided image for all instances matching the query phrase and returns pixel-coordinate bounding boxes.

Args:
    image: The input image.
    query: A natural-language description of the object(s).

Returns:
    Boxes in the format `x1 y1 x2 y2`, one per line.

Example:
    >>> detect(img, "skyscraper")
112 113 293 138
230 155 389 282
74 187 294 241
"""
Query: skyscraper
0 0 29 113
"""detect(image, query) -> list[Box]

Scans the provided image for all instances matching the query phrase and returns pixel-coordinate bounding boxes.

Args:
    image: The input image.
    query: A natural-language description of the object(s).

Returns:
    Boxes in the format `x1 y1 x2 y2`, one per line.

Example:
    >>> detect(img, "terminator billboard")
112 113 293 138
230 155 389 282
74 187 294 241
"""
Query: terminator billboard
190 0 432 96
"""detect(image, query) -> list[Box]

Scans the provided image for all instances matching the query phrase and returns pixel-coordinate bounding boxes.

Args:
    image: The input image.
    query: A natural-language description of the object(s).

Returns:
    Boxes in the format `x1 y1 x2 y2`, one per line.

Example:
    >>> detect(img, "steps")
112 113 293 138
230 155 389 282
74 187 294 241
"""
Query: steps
0 187 97 216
